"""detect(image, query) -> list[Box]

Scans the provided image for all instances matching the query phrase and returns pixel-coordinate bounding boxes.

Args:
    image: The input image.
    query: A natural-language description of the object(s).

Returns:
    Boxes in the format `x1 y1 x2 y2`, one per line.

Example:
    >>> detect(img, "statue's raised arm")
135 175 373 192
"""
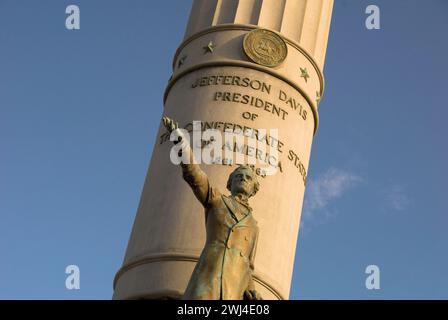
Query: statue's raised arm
162 116 211 207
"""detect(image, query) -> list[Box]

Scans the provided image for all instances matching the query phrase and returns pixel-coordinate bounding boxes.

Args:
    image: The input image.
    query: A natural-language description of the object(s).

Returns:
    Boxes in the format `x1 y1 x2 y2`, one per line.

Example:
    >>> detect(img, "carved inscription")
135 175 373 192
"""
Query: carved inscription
163 73 312 185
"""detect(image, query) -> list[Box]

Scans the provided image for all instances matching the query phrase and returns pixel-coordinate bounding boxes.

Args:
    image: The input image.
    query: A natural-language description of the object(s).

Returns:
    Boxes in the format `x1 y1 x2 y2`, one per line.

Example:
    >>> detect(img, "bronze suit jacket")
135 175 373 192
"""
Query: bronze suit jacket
181 163 259 300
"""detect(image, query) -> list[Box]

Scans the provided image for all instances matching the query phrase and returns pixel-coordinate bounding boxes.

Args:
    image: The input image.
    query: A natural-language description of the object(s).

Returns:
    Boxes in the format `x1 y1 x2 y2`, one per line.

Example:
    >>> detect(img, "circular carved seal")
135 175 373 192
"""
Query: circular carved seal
243 29 288 68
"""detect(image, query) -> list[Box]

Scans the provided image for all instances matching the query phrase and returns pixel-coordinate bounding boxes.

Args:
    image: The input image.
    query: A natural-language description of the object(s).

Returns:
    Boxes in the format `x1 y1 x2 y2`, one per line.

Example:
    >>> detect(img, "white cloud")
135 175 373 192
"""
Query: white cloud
302 168 363 223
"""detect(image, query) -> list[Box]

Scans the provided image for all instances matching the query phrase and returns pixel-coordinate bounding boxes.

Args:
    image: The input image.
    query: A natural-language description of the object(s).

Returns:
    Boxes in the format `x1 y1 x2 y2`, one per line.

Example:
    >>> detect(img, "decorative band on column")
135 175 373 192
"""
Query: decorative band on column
113 252 199 289
113 252 285 300
171 24 325 98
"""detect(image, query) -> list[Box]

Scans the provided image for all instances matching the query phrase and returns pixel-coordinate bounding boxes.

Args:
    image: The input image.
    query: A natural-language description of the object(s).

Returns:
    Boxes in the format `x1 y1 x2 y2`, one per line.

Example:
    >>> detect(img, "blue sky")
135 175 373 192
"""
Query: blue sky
0 0 447 299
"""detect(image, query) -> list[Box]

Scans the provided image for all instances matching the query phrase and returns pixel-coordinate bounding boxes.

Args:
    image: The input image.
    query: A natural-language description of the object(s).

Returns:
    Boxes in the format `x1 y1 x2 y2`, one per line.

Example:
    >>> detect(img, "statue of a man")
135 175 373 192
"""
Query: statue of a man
163 116 262 300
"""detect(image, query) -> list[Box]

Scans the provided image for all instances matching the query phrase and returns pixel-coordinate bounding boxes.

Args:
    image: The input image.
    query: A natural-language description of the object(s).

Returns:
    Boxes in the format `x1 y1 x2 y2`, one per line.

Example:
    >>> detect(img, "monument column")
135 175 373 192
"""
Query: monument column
113 0 334 300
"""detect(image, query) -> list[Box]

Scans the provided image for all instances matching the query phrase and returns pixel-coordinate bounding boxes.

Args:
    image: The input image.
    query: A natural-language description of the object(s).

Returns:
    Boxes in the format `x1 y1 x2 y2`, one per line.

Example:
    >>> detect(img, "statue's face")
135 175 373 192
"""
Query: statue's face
230 168 256 196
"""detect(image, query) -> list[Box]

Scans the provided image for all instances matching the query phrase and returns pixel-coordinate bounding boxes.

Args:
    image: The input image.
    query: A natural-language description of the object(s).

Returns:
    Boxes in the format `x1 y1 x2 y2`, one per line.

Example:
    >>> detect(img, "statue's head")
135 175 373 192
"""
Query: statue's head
226 165 260 198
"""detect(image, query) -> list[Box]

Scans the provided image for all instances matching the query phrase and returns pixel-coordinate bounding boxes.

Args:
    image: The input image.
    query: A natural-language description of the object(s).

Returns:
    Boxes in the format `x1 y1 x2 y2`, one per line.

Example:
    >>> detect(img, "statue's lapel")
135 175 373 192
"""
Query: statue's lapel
222 195 251 225
222 195 239 223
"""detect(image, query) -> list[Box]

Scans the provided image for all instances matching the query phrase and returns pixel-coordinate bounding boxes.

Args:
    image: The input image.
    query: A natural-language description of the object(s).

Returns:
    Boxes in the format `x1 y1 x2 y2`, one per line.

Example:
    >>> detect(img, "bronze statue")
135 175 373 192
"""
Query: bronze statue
163 116 262 300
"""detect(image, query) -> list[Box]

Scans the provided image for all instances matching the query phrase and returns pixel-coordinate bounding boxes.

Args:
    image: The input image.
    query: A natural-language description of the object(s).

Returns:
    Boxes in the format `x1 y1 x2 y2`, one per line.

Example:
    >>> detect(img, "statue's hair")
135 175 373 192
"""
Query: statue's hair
226 165 260 197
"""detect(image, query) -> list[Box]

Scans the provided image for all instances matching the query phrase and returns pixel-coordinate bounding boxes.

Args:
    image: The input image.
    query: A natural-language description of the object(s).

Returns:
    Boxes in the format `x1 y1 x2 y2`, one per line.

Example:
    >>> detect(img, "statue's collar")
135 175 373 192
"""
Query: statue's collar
230 194 252 212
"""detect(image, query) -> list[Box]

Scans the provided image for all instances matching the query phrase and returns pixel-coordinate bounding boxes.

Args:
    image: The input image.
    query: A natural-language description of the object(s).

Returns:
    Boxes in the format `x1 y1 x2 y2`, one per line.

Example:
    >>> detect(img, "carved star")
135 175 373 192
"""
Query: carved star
300 67 310 82
203 41 216 54
316 91 321 104
178 55 187 68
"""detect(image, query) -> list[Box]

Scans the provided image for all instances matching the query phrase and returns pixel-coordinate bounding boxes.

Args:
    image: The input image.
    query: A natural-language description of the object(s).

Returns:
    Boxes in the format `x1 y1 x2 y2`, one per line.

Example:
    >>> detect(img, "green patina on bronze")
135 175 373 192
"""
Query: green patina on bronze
163 116 262 300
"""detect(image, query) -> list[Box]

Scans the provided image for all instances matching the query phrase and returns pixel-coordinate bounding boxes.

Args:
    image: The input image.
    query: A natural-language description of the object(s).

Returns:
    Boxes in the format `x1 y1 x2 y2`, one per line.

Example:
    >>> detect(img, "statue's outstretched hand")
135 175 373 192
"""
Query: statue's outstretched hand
162 116 178 133
162 116 190 162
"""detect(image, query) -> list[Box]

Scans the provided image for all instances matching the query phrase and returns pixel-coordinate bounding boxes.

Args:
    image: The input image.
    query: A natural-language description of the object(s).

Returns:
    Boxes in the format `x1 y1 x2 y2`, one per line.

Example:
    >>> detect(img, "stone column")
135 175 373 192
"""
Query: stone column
113 0 334 300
